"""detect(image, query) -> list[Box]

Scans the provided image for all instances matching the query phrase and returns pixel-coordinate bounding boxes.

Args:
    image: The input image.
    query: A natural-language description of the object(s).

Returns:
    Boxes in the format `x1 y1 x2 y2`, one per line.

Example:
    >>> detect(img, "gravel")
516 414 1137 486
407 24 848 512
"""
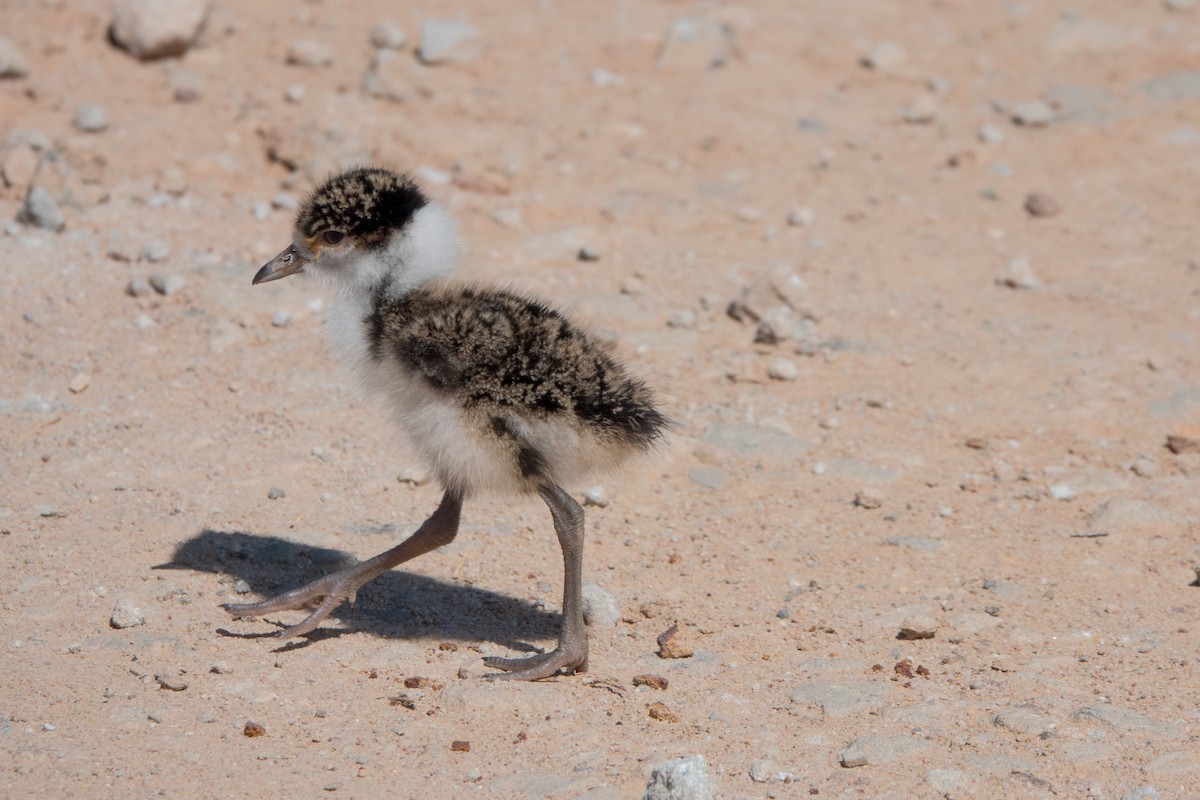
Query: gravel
17 186 65 231
110 0 211 60
73 104 109 132
0 35 30 79
642 754 714 800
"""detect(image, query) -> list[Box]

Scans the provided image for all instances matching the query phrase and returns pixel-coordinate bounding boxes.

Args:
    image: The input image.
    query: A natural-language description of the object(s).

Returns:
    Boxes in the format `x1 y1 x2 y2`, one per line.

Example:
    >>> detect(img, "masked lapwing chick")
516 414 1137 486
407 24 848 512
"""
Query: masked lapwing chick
223 166 667 680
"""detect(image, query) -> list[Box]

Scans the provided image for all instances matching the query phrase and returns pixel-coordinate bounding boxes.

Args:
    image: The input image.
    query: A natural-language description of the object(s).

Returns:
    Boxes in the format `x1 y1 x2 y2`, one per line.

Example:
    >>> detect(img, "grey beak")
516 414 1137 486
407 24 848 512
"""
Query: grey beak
253 244 311 285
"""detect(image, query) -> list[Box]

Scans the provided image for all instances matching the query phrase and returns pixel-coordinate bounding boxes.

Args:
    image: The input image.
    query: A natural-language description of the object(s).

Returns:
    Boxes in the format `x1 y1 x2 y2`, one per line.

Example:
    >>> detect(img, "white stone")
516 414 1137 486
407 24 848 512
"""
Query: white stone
862 41 907 72
0 35 30 79
110 0 211 60
581 582 620 628
643 754 714 800
419 20 483 65
369 21 408 50
287 39 333 68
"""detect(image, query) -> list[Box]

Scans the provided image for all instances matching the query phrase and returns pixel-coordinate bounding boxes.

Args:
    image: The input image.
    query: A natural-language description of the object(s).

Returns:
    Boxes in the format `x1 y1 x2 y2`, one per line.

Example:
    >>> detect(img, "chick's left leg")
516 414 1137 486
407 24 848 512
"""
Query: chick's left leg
223 491 462 638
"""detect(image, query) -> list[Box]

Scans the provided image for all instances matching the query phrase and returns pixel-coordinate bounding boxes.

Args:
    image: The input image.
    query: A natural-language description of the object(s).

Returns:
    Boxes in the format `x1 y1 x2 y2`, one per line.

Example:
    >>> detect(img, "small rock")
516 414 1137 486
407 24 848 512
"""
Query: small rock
581 582 621 628
271 310 293 328
754 306 801 344
583 485 609 507
271 192 298 211
1050 484 1076 501
996 256 1040 290
592 68 622 87
42 722 56 731
577 244 600 262
978 123 1005 144
73 104 109 133
17 186 65 232
994 705 1056 736
648 702 679 722
169 69 202 102
667 309 697 329
110 0 211 60
854 488 883 509
902 94 939 124
2 145 39 190
361 49 407 103
767 358 798 382
786 206 814 226
490 207 523 229
156 167 187 196
898 615 937 640
1010 99 1055 127
267 487 286 500
397 467 430 486
209 661 233 674
389 690 423 709
450 740 470 752
643 754 714 800
1166 434 1200 454
284 84 306 103
141 242 170 263
748 760 778 783
736 207 761 223
728 265 812 324
1131 457 1158 478
233 580 250 594
68 373 91 394
251 201 271 220
839 740 870 768
0 35 30 79
243 721 265 737
633 674 669 690
369 21 408 50
861 41 907 72
457 658 484 679
148 272 185 296
657 16 735 71
287 39 333 68
110 599 145 629
154 669 188 691
656 622 694 659
1024 192 1060 217
419 20 483 65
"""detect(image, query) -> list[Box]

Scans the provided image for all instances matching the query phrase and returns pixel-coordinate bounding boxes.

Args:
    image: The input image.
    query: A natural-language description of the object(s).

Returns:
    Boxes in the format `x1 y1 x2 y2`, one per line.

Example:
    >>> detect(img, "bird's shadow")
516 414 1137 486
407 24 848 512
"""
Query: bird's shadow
159 529 558 654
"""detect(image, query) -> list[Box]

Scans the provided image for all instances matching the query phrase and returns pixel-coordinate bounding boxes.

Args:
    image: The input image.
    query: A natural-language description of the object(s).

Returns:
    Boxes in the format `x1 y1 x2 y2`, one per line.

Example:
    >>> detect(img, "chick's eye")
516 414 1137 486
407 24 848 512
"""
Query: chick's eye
322 230 345 245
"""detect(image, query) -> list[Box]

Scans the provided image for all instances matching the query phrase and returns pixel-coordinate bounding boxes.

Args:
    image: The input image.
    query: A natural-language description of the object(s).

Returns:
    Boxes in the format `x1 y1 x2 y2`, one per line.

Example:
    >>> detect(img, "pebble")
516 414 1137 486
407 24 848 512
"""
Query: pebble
210 661 233 674
284 84 306 103
42 722 55 731
73 103 109 133
577 244 600 262
728 264 811 324
656 622 694 659
287 39 334 68
141 241 170 263
591 69 622 87
898 615 937 639
271 310 293 328
978 123 1006 144
110 0 211 60
754 306 800 344
1087 497 1183 537
154 669 188 691
267 487 286 500
583 485 609 507
1010 99 1055 127
370 21 408 50
233 579 251 594
996 256 1040 290
251 200 271 220
642 754 714 800
1050 484 1076 501
1131 457 1157 478
68 373 91 394
490 207 523 229
397 467 431 485
581 582 621 628
902 94 939 124
786 206 814 226
148 272 185 296
854 488 884 509
271 192 298 211
748 759 777 783
361 49 407 103
457 658 485 679
667 309 697 329
170 69 202 102
419 20 483 65
766 358 798 381
861 41 907 72
133 313 156 329
657 15 736 71
1024 191 1060 217
17 186 66 232
0 35 30 79
838 735 928 768
3 144 39 190
110 598 146 629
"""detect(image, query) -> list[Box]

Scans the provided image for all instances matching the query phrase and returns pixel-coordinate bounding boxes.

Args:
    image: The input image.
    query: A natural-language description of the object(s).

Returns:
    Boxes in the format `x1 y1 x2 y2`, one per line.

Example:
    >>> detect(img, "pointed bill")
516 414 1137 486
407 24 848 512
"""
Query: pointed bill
253 244 311 285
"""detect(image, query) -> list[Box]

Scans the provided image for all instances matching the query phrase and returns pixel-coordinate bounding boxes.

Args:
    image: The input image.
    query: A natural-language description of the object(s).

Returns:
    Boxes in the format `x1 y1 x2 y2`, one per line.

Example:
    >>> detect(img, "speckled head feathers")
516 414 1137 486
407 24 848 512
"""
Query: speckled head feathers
297 167 428 248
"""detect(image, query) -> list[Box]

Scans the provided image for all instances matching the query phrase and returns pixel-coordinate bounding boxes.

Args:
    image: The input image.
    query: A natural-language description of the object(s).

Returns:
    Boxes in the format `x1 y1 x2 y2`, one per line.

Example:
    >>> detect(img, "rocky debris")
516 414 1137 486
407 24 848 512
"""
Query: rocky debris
656 622 694 659
243 721 265 737
902 94 939 124
898 615 937 639
1024 191 1060 217
270 310 292 328
369 21 407 50
1121 788 1161 800
657 15 736 71
581 582 621 628
362 49 409 103
642 754 714 800
577 244 601 261
786 206 814 226
266 487 286 500
68 373 91 394
704 423 807 462
286 39 333 68
73 104 109 133
419 20 482 65
17 186 66 231
0 36 30 79
148 272 185 296
754 305 803 345
126 278 153 297
110 0 211 60
978 123 1005 144
1010 99 1055 127
728 264 814 326
861 41 907 72
766 358 798 381
647 702 679 722
996 256 1040 290
667 309 697 329
1143 70 1200 102
3 145 39 190
583 485 609 507
397 467 431 486
854 487 883 509
154 669 188 691
1166 433 1200 454
633 674 668 690
110 599 145 628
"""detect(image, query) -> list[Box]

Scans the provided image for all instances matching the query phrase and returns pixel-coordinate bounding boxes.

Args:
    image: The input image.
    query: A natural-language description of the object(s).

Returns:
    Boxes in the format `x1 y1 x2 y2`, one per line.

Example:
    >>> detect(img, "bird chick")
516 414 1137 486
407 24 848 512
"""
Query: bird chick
224 166 667 680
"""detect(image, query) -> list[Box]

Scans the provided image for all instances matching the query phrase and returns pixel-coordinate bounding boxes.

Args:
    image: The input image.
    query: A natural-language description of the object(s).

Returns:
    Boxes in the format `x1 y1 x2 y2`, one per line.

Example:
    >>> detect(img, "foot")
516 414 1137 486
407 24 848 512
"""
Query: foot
222 570 365 639
483 644 588 681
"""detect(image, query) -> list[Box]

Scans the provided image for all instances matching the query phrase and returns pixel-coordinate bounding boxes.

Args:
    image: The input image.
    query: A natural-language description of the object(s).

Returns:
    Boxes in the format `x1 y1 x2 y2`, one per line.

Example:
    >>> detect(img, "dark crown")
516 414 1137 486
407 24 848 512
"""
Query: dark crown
297 167 428 247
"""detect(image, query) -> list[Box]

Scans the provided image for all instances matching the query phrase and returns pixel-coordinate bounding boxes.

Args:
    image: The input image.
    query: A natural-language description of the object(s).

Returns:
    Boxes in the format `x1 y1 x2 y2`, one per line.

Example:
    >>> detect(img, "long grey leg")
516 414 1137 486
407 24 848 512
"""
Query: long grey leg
223 491 462 638
485 483 589 680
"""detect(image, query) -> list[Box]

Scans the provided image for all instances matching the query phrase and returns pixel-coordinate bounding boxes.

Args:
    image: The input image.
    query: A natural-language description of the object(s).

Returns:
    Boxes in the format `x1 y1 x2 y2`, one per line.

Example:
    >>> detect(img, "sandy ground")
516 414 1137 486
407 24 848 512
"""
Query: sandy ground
3 1 1200 798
